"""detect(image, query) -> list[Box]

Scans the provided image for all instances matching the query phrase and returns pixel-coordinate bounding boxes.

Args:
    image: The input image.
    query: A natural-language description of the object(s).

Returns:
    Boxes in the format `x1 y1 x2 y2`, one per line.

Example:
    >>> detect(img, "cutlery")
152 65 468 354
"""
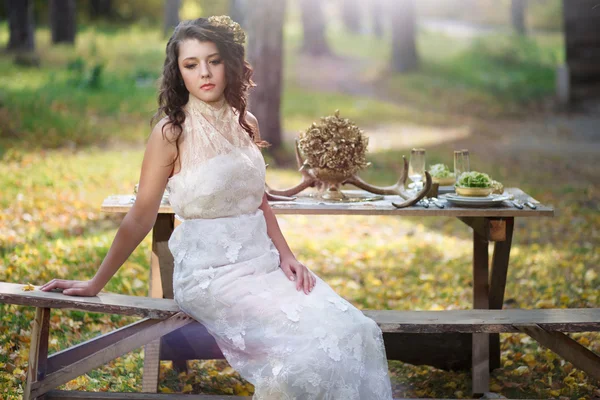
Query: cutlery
428 197 445 208
419 199 430 208
524 201 537 209
511 200 524 209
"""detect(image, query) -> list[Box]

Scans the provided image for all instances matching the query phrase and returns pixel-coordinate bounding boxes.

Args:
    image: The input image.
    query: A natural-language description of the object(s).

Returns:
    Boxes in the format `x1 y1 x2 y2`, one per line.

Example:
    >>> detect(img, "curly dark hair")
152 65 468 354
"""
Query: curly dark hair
152 17 267 167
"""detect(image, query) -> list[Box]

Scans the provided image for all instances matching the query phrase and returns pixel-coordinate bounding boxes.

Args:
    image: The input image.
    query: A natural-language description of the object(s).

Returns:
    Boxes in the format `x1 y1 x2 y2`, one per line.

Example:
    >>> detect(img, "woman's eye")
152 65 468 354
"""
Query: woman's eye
184 64 196 69
210 59 222 65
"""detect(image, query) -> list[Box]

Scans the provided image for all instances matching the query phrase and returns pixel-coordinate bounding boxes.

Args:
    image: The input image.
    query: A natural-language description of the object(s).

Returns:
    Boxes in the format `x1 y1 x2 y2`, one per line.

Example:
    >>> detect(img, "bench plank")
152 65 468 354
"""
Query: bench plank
4 282 598 399
364 309 600 333
0 283 179 319
2 283 599 333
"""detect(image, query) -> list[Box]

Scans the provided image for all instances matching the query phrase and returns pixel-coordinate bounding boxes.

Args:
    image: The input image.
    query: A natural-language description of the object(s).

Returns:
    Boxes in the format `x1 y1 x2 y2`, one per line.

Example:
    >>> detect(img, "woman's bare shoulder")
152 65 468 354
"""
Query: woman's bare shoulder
151 116 181 144
245 111 259 129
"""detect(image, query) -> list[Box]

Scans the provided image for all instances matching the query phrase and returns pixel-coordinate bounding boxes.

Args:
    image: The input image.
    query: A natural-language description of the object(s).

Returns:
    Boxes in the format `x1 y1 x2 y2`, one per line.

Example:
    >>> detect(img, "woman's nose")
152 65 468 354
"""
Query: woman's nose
199 61 211 78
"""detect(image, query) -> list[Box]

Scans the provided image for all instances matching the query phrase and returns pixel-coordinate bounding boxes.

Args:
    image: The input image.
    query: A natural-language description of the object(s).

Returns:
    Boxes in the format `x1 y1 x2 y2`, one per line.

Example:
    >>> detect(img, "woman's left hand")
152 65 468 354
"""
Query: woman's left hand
40 279 101 297
279 257 316 295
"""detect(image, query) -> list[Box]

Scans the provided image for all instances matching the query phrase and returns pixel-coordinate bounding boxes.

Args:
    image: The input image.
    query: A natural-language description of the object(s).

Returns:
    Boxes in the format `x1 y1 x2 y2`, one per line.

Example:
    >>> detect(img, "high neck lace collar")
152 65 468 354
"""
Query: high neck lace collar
186 95 229 120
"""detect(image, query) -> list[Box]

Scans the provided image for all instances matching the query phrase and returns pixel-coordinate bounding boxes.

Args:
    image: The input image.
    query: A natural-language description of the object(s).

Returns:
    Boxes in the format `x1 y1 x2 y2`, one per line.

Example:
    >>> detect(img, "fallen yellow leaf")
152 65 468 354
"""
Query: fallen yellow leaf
22 283 35 291
490 383 502 391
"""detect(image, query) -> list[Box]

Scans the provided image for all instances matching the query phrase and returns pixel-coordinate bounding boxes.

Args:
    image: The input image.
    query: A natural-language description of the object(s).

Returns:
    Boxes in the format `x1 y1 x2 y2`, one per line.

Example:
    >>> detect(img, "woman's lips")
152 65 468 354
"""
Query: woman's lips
201 84 215 90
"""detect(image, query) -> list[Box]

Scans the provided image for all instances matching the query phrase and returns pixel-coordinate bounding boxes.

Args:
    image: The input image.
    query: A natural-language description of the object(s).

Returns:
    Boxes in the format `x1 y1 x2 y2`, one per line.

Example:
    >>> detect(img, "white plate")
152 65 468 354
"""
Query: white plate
439 185 455 194
442 193 511 207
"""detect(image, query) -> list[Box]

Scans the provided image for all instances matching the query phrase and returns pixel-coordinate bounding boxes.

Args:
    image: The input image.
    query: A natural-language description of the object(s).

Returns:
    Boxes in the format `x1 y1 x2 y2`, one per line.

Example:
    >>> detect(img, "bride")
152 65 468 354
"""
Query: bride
41 16 393 399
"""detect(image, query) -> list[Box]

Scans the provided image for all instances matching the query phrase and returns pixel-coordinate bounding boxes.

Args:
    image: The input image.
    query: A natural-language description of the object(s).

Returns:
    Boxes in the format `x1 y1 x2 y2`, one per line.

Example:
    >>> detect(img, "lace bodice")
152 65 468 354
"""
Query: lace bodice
166 95 265 220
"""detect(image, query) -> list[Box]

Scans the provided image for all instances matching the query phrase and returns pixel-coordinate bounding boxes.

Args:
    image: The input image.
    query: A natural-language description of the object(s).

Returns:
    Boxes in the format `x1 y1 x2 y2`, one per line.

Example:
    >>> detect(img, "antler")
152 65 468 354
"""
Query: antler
266 192 297 202
265 148 432 207
344 156 432 208
265 139 317 198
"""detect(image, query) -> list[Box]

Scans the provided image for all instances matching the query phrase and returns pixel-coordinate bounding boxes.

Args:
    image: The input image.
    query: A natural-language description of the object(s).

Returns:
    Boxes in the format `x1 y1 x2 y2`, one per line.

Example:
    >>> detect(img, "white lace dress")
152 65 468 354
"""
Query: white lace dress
167 95 393 400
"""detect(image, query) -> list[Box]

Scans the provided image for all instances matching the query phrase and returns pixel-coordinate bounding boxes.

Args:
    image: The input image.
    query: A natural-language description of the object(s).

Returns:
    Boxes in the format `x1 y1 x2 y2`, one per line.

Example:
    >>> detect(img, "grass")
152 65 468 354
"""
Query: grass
1 20 421 152
0 145 598 398
284 10 563 118
368 31 563 117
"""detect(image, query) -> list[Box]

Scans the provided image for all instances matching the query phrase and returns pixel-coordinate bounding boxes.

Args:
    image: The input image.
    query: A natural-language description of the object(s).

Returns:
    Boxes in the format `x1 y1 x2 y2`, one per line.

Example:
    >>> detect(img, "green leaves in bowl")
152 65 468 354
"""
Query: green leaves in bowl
429 163 454 178
456 171 493 188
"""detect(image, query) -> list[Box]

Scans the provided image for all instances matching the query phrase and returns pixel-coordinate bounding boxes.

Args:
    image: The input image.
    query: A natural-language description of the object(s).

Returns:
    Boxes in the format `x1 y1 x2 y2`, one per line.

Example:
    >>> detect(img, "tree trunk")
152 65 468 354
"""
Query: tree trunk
164 0 181 37
89 0 112 19
6 0 35 52
300 0 331 56
371 0 384 38
391 0 419 73
247 0 286 149
341 0 361 33
562 0 600 104
50 0 76 44
229 0 246 27
511 0 527 35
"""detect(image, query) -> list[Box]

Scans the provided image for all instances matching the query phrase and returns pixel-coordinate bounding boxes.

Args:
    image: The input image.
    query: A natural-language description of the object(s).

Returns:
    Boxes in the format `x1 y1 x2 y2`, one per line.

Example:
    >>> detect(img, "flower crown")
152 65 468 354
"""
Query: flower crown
207 15 246 45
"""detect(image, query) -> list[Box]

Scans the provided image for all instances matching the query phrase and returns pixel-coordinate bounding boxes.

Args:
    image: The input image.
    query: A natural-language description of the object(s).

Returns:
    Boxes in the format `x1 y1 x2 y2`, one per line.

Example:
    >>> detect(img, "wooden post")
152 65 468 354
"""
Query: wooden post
24 307 51 400
143 214 174 391
458 217 506 242
489 217 514 370
472 225 490 394
155 214 175 299
459 217 511 373
141 339 162 393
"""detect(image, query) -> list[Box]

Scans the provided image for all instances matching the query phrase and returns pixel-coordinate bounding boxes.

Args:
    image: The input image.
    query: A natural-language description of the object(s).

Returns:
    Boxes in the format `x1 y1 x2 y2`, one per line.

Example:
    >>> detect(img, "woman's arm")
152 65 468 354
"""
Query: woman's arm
41 119 178 296
259 193 294 261
246 111 316 295
259 194 315 295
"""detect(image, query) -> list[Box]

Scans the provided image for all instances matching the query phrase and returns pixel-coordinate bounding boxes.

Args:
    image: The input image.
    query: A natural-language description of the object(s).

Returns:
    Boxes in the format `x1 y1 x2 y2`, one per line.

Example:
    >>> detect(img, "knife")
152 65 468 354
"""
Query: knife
511 200 524 209
429 197 445 208
525 201 537 209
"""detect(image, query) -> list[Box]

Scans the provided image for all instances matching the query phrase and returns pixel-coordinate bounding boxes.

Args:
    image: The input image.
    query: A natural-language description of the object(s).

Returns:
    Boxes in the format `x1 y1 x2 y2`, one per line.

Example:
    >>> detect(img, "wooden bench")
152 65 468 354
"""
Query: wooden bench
1 282 599 399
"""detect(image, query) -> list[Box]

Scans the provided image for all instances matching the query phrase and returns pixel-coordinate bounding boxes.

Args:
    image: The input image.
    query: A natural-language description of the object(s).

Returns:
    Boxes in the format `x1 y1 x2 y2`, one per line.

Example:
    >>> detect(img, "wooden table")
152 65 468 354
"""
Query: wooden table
102 187 554 394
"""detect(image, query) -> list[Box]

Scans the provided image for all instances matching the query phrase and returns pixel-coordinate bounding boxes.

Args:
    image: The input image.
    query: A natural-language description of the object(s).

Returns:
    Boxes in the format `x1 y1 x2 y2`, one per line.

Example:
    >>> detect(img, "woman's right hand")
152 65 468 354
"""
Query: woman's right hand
40 278 103 297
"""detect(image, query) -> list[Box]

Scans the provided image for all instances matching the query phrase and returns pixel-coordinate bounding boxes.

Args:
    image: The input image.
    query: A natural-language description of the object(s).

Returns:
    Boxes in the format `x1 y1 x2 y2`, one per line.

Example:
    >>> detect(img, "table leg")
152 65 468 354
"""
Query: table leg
155 214 175 300
472 226 490 394
489 217 514 370
142 214 174 392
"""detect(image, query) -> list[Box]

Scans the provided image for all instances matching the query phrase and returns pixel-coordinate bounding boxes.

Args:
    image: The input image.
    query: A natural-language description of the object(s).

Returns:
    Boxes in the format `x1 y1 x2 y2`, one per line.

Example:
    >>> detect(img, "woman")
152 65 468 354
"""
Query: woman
41 16 393 399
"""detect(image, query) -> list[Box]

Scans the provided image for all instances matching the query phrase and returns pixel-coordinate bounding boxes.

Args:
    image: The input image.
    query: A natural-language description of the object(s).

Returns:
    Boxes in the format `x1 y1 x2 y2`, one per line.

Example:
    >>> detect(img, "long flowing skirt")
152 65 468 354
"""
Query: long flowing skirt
169 209 393 400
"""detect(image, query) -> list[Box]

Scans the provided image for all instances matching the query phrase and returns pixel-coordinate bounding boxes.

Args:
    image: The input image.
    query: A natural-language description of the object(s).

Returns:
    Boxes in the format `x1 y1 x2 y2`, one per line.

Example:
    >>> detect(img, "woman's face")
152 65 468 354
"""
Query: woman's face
178 39 227 105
